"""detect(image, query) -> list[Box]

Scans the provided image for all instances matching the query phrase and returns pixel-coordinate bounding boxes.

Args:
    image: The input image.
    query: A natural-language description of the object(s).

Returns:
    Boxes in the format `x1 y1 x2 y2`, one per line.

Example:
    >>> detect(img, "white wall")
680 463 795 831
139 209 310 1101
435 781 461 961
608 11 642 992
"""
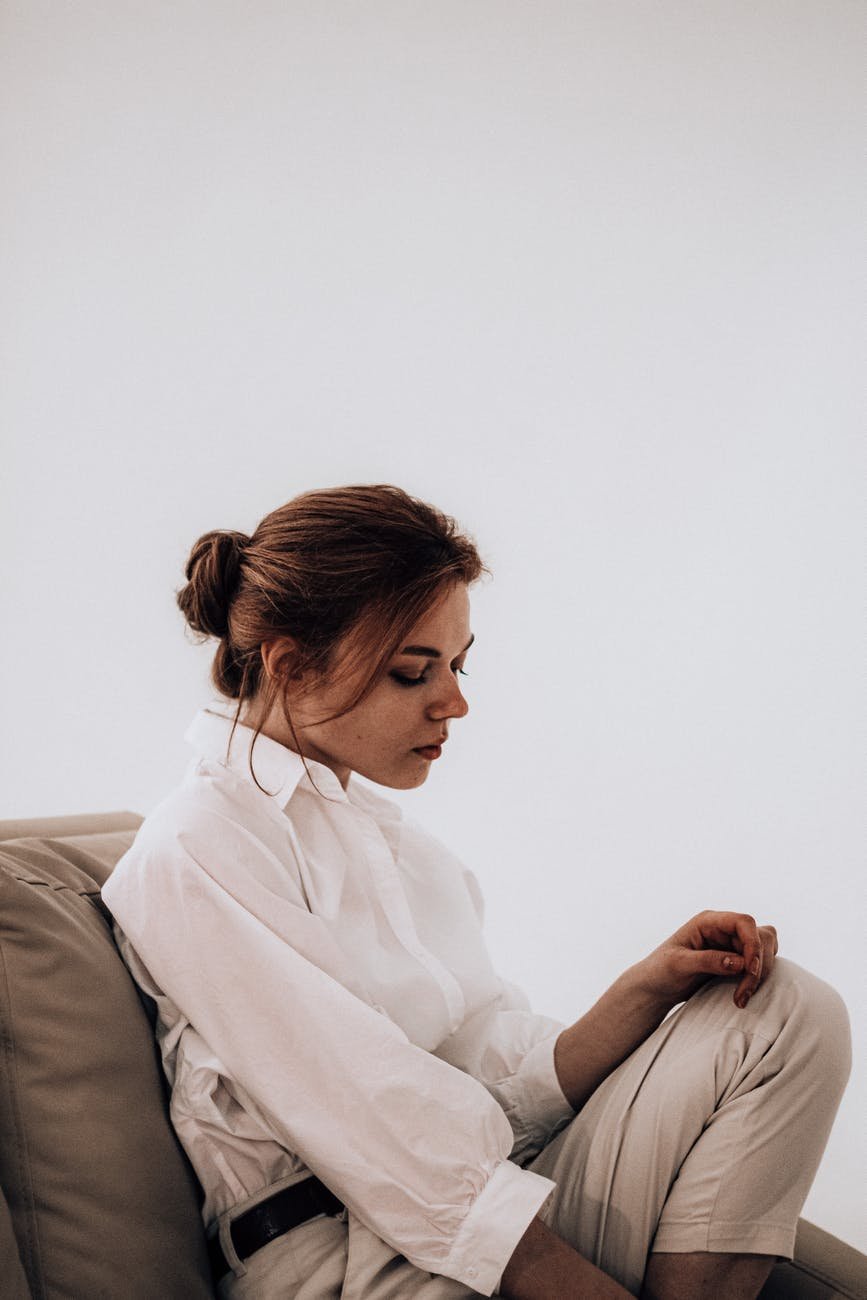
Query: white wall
2 0 864 1252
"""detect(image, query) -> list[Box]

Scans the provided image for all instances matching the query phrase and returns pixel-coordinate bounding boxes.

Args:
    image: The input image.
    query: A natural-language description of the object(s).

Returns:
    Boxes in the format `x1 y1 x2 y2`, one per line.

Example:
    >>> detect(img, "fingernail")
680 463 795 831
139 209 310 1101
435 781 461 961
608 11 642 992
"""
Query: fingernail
723 956 734 969
750 957 761 976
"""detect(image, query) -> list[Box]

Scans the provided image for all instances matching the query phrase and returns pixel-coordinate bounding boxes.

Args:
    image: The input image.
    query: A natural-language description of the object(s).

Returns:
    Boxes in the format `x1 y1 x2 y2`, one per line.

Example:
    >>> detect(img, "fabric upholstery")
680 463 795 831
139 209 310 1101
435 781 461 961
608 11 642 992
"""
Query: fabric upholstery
761 1221 867 1299
0 819 212 1299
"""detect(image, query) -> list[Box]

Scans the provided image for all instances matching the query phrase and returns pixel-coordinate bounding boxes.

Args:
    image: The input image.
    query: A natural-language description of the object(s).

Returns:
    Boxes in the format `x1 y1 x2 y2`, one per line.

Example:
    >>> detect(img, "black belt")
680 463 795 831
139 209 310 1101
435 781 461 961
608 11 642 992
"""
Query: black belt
208 1176 344 1282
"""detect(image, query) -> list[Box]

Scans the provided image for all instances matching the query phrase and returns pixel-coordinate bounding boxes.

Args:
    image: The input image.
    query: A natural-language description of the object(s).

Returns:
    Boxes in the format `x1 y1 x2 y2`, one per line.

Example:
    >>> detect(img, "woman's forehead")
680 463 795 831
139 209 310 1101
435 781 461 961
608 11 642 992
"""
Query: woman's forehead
402 584 472 645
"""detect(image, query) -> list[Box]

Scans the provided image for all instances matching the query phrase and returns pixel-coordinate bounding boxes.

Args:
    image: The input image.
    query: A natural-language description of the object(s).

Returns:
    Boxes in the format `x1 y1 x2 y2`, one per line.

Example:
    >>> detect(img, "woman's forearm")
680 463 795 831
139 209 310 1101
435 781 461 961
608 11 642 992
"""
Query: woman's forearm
553 962 674 1112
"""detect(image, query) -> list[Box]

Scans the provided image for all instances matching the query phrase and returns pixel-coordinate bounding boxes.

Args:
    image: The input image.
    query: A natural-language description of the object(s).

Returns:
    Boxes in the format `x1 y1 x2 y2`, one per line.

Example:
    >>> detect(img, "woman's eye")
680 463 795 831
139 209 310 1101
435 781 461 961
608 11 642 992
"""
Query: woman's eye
390 672 427 687
389 667 469 688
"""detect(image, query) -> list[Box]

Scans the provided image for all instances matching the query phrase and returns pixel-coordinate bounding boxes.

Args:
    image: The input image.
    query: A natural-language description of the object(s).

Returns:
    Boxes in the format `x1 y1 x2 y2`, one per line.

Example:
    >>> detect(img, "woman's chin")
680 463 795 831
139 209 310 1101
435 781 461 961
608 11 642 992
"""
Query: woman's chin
362 760 430 791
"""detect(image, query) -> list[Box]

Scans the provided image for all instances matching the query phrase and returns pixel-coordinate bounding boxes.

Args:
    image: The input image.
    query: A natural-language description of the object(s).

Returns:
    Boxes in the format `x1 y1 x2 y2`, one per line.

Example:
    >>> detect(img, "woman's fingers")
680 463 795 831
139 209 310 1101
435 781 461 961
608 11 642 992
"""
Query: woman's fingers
730 915 762 1007
649 913 781 1008
677 947 747 979
680 912 777 1009
756 925 778 985
724 921 779 1008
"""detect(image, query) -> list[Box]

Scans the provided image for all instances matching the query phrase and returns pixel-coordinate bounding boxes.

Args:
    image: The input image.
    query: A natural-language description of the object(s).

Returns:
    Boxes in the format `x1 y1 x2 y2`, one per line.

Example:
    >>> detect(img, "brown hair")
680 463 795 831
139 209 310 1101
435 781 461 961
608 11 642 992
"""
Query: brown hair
176 484 489 795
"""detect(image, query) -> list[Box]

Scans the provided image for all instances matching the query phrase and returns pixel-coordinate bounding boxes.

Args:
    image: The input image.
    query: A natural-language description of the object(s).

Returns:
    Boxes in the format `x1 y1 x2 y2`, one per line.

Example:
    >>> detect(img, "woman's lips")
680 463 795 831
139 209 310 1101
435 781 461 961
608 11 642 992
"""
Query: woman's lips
413 745 442 760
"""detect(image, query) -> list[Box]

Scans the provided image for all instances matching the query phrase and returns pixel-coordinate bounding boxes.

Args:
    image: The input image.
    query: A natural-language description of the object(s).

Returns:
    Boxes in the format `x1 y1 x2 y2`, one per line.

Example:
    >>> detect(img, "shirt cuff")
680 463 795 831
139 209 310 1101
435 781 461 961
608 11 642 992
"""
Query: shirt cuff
515 1032 576 1133
444 1160 556 1296
493 1032 576 1167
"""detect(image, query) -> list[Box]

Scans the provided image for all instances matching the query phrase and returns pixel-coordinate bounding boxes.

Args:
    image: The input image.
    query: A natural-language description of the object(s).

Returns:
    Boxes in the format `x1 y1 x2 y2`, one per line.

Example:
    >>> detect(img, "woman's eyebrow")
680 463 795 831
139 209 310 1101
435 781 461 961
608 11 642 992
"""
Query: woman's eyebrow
398 634 475 659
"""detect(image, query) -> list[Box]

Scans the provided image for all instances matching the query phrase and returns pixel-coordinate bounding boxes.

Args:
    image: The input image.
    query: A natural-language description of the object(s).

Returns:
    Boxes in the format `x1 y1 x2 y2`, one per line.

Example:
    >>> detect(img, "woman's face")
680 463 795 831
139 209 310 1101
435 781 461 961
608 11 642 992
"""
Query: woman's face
256 582 474 790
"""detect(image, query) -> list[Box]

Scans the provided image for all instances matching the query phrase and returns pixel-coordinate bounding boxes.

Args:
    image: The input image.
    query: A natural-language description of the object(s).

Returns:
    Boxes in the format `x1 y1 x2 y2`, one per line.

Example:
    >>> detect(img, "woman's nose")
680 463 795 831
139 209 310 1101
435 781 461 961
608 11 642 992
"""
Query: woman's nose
430 679 469 721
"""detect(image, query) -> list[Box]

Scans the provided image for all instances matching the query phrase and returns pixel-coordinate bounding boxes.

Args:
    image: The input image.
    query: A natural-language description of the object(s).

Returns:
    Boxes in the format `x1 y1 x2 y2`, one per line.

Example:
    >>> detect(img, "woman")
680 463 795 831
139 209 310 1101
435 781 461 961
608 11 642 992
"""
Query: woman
103 483 851 1300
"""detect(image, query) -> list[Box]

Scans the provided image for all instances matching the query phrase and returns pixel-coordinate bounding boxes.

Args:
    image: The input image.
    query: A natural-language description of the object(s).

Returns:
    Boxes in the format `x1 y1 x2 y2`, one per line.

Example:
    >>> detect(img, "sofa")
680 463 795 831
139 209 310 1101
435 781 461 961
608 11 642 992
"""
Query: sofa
1 811 864 1300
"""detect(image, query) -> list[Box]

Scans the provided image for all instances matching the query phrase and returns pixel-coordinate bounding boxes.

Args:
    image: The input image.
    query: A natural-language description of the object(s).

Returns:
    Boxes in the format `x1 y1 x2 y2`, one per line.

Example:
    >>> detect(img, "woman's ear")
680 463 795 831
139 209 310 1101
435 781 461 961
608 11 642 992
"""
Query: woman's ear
259 636 303 683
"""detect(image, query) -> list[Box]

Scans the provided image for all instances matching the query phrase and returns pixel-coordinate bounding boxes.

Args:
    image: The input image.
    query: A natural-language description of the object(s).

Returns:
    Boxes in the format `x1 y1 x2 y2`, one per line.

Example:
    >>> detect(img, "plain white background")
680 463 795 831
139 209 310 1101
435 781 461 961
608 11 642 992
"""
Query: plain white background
2 0 864 1254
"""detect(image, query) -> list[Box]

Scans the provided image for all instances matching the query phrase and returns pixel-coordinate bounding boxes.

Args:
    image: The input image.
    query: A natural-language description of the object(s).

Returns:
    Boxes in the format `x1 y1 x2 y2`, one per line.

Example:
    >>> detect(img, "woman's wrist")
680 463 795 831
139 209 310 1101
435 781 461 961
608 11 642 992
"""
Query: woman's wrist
614 958 682 1016
553 967 675 1111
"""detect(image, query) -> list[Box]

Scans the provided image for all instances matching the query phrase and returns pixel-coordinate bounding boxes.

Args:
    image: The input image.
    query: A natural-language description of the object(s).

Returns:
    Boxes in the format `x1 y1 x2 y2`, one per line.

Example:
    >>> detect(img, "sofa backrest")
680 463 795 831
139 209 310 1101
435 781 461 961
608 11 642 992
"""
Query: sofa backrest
0 813 213 1299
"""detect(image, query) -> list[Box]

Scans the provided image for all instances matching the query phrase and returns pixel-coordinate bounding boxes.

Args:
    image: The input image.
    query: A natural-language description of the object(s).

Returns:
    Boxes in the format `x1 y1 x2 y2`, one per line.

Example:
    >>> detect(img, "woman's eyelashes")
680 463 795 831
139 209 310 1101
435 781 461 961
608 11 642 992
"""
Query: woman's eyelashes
390 667 469 688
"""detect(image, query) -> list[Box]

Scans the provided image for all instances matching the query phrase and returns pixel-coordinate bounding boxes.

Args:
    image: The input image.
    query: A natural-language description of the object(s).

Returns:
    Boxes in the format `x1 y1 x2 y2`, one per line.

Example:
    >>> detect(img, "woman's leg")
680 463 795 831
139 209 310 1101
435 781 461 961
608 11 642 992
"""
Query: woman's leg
640 1250 776 1299
526 957 851 1297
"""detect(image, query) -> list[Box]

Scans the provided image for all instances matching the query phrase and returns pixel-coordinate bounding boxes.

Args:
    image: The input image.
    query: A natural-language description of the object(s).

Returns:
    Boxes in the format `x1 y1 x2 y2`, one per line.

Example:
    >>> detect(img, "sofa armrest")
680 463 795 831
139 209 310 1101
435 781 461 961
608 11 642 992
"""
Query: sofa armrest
0 811 143 842
761 1221 867 1299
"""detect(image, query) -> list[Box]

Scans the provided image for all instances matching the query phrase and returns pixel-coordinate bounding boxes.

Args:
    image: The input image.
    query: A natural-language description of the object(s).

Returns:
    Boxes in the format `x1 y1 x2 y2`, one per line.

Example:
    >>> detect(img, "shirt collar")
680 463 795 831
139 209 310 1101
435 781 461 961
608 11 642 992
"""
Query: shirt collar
184 699 351 807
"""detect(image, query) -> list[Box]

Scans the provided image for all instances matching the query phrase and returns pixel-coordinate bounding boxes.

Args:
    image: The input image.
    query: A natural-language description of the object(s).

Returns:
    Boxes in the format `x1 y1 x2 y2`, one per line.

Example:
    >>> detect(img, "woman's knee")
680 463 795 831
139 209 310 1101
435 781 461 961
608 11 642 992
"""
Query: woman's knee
762 957 852 1085
690 955 852 1088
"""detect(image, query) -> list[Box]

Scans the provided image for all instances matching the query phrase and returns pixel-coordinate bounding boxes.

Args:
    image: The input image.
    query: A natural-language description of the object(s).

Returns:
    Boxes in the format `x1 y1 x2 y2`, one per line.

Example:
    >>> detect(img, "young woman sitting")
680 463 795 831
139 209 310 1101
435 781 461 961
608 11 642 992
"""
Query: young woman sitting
103 483 851 1299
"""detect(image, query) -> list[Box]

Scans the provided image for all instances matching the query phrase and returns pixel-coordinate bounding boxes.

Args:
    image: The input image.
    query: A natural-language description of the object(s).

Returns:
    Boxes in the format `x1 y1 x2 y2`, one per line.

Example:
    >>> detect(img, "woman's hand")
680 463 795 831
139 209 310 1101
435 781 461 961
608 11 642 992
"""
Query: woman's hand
553 911 779 1112
632 911 779 1010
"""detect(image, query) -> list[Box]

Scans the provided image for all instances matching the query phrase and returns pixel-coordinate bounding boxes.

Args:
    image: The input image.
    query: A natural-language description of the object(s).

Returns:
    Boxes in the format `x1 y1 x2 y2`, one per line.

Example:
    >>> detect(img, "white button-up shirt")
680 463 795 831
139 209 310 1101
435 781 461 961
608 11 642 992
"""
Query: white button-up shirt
102 701 575 1295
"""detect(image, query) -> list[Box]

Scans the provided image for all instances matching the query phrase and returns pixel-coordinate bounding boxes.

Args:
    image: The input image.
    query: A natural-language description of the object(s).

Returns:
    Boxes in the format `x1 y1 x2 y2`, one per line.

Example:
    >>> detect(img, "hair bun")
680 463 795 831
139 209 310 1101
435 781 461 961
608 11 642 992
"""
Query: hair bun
177 529 249 638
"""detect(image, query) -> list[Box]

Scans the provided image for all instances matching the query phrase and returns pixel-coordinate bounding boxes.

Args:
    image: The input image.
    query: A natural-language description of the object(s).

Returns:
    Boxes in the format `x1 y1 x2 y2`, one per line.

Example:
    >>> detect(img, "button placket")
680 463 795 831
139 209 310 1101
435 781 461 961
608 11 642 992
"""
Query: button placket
355 809 467 1029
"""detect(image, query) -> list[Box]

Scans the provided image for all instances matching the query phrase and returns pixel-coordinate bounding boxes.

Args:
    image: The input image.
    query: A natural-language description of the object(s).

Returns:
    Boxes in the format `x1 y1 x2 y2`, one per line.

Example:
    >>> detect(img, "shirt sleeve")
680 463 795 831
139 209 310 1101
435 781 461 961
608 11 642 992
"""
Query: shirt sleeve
102 830 554 1296
432 866 576 1166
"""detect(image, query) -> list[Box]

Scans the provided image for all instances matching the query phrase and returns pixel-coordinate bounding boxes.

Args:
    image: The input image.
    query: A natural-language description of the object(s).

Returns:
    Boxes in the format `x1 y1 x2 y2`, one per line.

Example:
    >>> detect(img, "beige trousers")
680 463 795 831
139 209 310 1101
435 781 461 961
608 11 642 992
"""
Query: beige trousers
215 958 851 1299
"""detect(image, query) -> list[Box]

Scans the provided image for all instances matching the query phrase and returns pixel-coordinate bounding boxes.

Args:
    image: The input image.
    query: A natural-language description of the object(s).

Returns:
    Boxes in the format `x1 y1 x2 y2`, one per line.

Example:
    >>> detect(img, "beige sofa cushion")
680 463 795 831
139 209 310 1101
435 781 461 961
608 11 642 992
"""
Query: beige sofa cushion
0 820 212 1299
761 1221 867 1299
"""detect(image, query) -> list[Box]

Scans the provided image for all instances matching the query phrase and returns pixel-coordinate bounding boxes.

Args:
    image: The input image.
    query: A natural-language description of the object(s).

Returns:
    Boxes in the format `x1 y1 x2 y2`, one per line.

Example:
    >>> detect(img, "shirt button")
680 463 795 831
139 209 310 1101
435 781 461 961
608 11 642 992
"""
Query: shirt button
467 1267 478 1278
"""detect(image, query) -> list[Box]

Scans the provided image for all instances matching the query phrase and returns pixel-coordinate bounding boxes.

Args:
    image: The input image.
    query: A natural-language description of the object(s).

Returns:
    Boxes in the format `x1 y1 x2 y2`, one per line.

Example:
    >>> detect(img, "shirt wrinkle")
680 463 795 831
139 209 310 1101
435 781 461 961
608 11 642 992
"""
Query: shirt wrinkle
101 699 573 1294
